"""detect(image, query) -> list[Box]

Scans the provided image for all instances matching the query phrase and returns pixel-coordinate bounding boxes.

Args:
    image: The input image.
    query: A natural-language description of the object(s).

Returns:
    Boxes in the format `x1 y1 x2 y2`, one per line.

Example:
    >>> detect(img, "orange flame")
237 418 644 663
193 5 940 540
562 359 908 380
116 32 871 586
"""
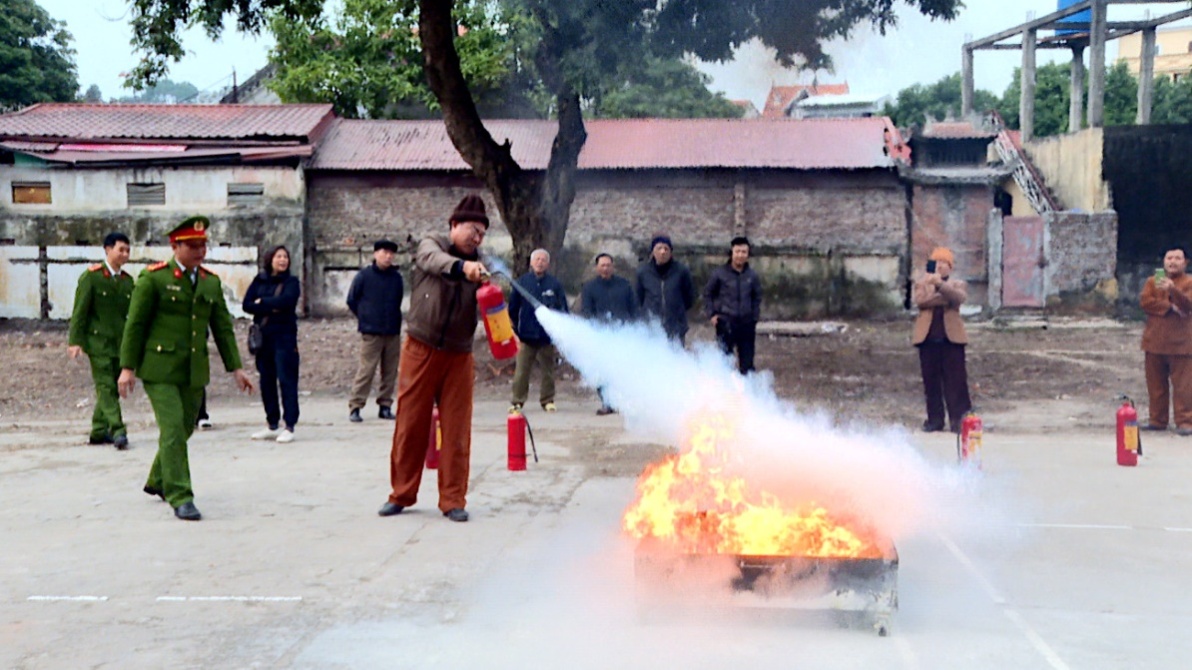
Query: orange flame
623 414 885 558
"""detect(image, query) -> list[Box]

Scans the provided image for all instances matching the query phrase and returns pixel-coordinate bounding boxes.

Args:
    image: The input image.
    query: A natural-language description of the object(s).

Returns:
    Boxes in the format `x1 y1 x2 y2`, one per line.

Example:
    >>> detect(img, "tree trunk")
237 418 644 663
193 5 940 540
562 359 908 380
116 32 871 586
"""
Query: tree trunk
418 0 586 275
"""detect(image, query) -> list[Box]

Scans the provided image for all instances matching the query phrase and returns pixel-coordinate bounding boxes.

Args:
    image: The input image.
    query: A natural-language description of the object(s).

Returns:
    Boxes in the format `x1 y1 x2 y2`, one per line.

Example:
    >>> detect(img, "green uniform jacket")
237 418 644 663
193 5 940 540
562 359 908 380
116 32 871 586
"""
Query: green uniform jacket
120 258 243 386
68 263 134 358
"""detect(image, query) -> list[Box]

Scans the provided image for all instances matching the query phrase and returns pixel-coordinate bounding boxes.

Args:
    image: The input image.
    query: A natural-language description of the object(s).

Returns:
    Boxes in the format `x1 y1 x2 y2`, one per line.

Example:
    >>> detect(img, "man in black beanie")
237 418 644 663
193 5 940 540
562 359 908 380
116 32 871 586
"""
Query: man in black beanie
635 234 695 345
346 239 404 422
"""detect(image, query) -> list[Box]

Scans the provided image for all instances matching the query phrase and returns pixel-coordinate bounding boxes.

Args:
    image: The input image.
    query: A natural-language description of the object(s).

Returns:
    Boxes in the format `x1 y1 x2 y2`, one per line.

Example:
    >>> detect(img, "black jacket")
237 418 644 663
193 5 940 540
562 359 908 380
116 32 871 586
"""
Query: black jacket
704 262 762 323
347 263 404 335
243 271 301 339
580 275 638 323
509 271 569 346
635 259 695 339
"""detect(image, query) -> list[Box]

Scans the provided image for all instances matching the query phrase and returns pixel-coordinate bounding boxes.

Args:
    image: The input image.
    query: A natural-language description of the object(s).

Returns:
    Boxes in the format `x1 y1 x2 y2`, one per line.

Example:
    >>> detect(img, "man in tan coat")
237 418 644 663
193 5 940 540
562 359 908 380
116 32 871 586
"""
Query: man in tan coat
912 247 971 433
1139 246 1192 435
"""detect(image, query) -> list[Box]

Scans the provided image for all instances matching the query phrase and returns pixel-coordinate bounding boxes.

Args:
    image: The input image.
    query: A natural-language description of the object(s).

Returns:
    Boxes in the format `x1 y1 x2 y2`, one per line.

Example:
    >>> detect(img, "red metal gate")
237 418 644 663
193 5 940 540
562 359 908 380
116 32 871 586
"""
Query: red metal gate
1002 216 1045 308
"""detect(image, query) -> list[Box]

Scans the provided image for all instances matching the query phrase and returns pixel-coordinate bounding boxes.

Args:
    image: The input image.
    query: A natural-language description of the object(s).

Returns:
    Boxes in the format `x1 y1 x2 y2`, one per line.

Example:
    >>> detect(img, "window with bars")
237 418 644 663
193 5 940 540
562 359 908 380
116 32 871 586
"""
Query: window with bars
227 182 265 206
12 181 51 204
127 182 165 207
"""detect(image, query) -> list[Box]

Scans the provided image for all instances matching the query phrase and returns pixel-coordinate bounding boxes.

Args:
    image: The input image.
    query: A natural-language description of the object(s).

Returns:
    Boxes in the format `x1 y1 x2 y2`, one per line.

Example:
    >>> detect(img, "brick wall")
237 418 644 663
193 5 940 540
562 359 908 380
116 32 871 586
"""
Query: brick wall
911 183 993 306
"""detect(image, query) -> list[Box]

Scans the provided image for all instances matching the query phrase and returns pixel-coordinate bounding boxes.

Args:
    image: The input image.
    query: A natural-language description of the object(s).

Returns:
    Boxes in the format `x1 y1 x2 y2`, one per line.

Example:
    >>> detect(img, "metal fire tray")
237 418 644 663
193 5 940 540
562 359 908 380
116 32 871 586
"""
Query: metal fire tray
634 542 899 636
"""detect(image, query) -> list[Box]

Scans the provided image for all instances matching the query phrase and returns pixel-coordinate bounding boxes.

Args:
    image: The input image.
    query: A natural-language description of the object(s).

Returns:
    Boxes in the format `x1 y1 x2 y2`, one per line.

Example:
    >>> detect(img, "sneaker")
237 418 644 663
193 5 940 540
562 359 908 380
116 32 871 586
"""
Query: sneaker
596 406 615 416
197 419 213 430
276 429 295 443
542 402 557 413
508 403 524 415
252 427 280 440
349 408 363 423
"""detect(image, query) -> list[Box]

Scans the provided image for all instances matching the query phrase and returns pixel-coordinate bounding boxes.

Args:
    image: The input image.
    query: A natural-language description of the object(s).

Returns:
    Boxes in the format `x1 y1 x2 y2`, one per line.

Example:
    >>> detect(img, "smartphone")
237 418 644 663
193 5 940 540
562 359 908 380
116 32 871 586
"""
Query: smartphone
926 260 937 274
1156 268 1167 281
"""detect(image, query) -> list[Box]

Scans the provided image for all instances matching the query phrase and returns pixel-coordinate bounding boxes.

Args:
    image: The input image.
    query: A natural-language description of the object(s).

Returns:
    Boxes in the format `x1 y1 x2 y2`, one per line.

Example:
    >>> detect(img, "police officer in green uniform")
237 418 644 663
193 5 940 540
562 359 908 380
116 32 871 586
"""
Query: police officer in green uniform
118 216 253 521
68 232 135 449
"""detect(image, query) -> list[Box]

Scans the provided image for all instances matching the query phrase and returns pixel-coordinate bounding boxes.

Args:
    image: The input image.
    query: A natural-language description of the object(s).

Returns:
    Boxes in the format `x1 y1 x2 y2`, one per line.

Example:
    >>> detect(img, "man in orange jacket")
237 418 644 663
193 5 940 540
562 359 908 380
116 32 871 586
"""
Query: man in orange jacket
911 247 971 433
1139 246 1192 435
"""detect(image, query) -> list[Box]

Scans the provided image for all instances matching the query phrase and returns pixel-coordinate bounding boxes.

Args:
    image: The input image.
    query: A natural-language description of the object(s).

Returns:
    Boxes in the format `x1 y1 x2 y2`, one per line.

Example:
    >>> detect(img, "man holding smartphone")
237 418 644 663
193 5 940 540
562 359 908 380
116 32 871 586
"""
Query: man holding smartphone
911 247 971 433
1140 246 1192 435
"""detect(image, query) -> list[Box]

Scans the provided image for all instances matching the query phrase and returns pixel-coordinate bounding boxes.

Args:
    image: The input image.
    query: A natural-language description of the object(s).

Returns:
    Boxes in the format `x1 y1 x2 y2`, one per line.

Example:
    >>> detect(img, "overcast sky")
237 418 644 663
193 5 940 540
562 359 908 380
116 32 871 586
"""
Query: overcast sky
36 0 1190 107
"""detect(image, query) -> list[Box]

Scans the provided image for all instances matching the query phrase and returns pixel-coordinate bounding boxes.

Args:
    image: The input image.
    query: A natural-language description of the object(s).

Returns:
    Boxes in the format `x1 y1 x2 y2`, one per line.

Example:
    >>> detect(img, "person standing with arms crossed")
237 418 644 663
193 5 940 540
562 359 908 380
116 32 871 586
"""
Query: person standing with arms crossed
346 239 404 423
379 195 489 523
244 245 302 443
68 232 134 449
118 216 253 521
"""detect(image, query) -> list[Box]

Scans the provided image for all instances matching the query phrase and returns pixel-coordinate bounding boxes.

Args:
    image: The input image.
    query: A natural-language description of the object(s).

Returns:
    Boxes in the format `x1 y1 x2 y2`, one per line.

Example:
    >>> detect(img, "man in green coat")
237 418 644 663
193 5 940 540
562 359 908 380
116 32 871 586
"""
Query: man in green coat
118 216 253 521
68 232 134 449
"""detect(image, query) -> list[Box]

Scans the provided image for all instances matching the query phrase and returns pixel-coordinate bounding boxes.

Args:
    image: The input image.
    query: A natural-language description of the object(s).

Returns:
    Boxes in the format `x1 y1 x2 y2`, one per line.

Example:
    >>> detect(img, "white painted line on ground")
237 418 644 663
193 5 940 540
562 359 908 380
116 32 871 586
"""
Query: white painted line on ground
27 595 108 602
938 532 1071 670
155 596 303 602
1017 523 1132 530
1163 527 1192 533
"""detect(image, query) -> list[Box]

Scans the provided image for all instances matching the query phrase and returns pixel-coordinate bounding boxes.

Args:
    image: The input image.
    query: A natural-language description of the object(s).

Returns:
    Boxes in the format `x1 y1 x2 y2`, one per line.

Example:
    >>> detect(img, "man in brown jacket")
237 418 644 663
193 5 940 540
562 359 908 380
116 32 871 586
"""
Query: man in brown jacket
1139 246 1192 435
912 247 972 433
379 194 490 522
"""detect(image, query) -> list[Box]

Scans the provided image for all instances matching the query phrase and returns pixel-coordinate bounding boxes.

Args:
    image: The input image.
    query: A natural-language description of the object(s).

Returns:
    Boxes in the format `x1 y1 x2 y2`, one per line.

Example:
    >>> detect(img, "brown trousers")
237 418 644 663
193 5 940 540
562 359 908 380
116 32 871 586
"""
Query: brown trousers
349 333 401 410
918 341 972 430
389 336 474 513
1144 352 1192 428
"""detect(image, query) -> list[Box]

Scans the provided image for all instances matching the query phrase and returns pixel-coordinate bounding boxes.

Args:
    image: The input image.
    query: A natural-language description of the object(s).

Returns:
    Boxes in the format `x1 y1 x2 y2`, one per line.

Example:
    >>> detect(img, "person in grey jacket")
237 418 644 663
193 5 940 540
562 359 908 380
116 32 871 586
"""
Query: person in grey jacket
346 239 404 422
635 235 695 345
509 249 569 413
704 236 763 374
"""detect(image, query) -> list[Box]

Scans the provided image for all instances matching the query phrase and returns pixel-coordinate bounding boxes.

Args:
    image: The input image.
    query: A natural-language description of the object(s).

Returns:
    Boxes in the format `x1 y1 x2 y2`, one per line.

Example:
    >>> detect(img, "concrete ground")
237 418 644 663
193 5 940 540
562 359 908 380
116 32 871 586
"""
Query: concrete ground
2 390 1191 669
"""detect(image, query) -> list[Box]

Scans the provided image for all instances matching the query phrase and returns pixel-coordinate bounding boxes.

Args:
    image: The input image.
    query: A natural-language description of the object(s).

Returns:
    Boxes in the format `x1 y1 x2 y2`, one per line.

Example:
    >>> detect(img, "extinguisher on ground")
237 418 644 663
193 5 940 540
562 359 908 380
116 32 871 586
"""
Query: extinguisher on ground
957 412 983 468
425 406 441 469
477 280 519 360
507 408 539 471
1116 396 1141 467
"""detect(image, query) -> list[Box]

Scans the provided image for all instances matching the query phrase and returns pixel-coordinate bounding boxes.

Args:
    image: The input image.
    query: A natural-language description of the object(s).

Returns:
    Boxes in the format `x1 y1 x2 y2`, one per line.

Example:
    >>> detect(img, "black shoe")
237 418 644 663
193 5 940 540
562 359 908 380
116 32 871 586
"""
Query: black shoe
174 501 201 521
349 408 363 423
113 434 129 450
378 502 404 517
443 508 469 522
1140 423 1167 431
88 434 113 445
143 485 165 501
596 407 615 416
921 422 945 433
378 406 396 420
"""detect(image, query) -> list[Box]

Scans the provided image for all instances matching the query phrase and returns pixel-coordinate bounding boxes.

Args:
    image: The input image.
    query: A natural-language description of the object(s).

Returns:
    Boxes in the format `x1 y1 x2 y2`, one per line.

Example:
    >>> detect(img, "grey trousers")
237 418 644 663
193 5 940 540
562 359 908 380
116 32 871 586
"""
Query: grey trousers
349 333 401 410
511 342 558 406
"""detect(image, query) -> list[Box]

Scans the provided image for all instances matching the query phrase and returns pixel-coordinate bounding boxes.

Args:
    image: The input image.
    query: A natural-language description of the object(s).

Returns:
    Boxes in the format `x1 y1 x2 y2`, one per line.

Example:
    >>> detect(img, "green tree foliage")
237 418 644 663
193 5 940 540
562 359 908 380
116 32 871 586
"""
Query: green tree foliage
592 57 742 119
83 84 103 102
1152 75 1192 124
116 78 200 104
0 0 79 110
882 72 1000 128
1001 61 1140 137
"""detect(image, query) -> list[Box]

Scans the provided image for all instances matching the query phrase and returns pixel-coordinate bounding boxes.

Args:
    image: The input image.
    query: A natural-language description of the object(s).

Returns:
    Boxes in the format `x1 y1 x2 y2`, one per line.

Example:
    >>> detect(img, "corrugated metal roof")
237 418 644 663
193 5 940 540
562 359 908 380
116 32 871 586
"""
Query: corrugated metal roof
0 103 335 142
33 146 313 166
762 83 850 118
920 120 997 139
310 117 904 172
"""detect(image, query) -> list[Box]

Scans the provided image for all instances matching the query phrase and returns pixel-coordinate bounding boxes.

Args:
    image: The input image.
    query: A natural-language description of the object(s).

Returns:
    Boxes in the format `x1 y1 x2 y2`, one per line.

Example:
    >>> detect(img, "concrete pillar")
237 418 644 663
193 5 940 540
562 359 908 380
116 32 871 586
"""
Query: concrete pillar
1069 45 1085 133
962 47 975 117
1021 29 1037 141
1088 0 1107 127
1137 27 1156 125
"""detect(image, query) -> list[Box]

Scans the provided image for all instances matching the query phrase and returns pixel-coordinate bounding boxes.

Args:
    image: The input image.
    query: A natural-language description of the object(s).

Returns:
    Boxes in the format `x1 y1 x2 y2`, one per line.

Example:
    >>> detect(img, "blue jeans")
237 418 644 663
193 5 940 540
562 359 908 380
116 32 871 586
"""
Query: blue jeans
256 332 300 430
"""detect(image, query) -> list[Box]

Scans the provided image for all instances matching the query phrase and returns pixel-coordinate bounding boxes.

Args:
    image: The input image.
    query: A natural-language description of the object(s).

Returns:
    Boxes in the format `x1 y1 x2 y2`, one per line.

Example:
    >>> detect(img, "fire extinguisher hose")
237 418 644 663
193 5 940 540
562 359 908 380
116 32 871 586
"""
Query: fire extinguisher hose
488 270 545 310
521 413 540 464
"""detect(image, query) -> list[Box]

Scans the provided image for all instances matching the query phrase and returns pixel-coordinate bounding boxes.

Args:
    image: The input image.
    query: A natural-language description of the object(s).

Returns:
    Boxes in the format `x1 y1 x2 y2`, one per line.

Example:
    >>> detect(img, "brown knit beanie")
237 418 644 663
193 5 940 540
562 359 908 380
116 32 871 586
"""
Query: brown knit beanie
449 194 489 228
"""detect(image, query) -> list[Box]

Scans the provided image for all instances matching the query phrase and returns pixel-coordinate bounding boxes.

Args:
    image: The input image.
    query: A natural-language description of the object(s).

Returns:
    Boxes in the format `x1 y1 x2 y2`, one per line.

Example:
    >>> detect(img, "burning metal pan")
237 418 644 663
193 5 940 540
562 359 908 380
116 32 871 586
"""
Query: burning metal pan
634 541 899 636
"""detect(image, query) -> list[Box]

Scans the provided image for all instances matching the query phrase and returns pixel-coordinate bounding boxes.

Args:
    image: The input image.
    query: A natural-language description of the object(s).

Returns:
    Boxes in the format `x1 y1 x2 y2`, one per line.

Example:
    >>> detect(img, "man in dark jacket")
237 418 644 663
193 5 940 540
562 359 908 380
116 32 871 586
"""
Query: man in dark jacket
346 239 404 422
636 234 695 345
509 248 569 413
580 253 637 415
704 236 763 374
380 194 489 523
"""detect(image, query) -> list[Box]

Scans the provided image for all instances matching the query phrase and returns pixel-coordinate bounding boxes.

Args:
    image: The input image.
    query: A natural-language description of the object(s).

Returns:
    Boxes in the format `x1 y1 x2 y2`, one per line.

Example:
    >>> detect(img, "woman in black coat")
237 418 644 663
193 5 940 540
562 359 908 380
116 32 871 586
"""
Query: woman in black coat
243 245 302 442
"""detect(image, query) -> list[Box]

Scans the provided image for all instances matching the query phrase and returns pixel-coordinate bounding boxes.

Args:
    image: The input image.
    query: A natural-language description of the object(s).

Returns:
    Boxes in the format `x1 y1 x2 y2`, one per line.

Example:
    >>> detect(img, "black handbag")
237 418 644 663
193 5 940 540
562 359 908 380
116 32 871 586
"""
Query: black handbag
248 281 285 356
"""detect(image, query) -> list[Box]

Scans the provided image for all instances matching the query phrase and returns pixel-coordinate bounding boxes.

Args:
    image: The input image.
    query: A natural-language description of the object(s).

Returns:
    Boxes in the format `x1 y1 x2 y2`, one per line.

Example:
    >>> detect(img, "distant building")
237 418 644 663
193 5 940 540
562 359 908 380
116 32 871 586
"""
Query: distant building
789 93 891 120
761 82 849 119
730 99 760 119
1118 26 1192 83
220 64 282 105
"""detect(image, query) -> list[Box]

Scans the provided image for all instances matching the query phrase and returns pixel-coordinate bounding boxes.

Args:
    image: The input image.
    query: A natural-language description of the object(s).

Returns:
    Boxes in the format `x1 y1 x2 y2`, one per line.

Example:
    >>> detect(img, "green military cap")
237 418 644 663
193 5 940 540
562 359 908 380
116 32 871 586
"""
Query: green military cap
169 216 210 243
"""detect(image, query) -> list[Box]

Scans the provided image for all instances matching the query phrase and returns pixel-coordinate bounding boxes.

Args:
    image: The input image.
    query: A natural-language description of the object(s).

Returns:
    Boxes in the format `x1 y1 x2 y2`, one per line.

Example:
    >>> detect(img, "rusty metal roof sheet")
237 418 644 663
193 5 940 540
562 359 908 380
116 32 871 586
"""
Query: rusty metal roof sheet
0 103 335 142
310 117 904 172
762 83 850 118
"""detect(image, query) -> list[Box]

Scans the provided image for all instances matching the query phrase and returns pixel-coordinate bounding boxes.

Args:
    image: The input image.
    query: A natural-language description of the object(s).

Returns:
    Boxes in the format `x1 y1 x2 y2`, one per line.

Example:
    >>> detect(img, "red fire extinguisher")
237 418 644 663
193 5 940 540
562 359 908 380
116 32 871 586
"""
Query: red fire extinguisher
477 281 519 360
425 406 441 469
958 412 983 468
507 409 539 471
1116 396 1141 467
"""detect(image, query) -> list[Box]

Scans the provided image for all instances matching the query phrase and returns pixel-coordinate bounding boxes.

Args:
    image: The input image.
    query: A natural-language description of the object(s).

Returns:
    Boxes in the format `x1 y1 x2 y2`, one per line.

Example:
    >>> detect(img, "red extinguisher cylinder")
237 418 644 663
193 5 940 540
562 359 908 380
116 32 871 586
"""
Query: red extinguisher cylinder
508 412 527 471
959 413 983 468
477 281 519 360
1116 400 1139 467
425 406 441 470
